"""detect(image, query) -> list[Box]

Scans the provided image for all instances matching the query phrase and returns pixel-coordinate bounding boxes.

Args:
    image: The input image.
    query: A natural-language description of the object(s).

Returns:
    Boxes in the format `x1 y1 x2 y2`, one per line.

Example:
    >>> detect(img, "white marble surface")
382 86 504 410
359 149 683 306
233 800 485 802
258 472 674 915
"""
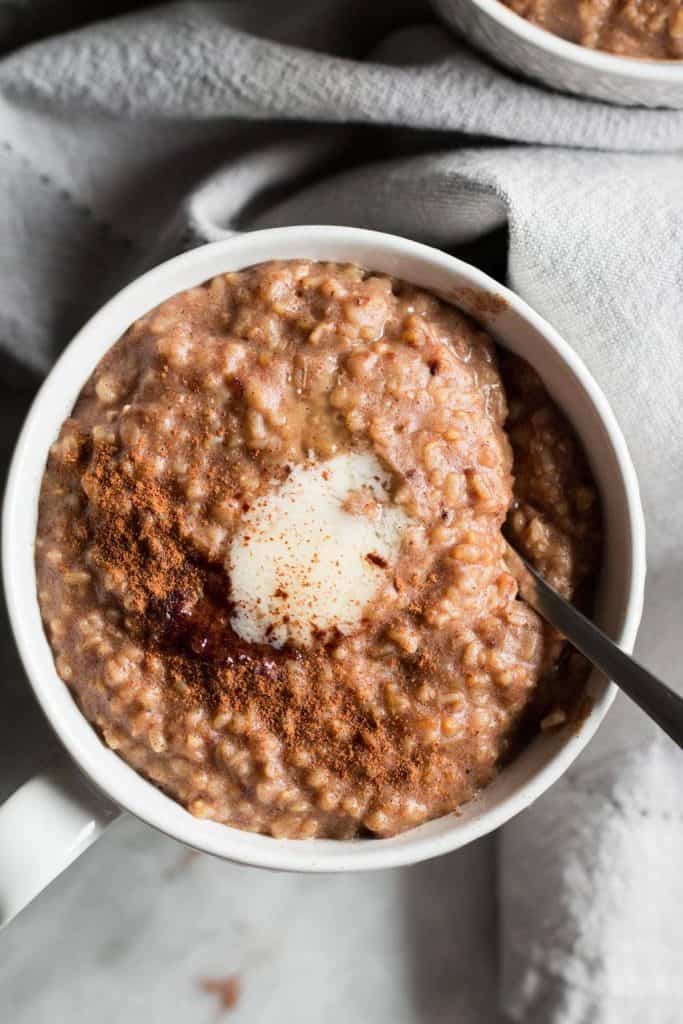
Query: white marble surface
0 817 500 1023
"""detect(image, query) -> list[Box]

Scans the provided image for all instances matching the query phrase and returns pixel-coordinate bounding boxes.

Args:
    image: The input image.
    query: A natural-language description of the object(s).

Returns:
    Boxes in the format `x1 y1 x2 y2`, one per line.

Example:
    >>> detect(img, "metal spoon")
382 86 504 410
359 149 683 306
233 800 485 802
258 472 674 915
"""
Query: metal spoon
504 542 683 749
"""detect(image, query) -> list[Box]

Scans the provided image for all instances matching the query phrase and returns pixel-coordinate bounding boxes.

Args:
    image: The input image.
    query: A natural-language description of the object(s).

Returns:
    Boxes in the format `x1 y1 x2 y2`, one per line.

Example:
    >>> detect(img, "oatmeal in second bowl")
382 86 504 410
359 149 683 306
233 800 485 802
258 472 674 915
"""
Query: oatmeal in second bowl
499 0 683 59
35 257 603 841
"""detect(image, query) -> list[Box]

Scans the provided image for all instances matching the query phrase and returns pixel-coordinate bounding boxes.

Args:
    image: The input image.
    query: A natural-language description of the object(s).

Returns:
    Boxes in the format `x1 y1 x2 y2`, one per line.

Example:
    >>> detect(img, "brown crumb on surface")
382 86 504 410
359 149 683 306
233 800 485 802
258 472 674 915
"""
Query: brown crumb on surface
200 973 242 1013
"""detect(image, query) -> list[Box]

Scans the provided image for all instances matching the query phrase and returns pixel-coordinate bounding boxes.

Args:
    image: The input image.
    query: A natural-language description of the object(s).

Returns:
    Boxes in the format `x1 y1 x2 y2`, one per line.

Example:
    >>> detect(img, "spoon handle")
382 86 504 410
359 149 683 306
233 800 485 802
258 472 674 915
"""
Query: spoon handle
506 547 683 749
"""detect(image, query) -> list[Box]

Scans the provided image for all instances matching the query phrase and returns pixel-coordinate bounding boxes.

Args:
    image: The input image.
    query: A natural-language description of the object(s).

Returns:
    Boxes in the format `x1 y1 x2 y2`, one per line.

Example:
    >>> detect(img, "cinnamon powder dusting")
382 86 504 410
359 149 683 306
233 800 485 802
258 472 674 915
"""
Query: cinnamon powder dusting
81 438 431 797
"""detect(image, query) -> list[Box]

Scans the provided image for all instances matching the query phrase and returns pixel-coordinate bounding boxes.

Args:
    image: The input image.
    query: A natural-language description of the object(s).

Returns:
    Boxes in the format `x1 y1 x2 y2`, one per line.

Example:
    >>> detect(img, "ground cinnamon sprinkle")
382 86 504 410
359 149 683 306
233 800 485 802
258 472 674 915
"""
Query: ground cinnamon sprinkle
83 440 202 615
81 436 428 794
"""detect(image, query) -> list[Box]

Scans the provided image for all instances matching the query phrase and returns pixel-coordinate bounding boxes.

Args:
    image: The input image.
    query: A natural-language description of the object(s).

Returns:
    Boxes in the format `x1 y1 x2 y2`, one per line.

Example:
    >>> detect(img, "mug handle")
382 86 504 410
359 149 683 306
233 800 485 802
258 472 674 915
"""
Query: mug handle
0 751 119 927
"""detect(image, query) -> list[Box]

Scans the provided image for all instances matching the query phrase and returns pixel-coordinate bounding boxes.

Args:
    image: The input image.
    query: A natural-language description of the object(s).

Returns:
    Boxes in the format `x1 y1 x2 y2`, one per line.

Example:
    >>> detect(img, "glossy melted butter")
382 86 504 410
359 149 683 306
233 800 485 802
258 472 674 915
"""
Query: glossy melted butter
228 452 410 648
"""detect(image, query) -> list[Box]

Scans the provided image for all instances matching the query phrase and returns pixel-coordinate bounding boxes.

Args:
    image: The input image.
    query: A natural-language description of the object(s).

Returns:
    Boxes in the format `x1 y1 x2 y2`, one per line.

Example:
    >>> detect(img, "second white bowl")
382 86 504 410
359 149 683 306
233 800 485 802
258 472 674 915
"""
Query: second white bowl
435 0 683 106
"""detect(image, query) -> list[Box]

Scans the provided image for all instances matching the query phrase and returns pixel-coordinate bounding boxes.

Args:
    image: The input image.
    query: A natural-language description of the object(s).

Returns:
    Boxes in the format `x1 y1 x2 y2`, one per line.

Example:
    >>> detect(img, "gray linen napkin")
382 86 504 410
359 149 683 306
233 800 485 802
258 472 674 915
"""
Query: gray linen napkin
0 3 681 1021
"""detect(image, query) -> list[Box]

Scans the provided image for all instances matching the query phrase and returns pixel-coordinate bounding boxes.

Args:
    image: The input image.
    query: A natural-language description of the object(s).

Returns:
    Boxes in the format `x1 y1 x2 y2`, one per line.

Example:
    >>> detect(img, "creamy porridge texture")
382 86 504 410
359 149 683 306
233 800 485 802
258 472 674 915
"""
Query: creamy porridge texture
500 0 683 58
35 261 601 839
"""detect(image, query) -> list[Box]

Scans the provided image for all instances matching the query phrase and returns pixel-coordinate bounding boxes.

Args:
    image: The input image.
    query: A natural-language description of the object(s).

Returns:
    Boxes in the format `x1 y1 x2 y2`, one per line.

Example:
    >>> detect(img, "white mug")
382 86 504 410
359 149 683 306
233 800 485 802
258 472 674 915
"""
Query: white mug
0 227 646 927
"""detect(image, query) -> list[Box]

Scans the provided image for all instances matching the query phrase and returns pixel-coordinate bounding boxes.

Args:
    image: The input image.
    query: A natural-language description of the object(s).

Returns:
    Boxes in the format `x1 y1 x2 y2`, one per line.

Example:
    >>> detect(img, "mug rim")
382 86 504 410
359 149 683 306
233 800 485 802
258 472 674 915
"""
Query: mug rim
2 226 646 871
460 0 683 80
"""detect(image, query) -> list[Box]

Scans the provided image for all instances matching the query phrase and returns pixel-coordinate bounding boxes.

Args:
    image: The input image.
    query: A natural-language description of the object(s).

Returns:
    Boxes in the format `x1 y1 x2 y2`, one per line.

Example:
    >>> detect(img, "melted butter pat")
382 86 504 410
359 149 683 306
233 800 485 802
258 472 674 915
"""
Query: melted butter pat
228 452 410 648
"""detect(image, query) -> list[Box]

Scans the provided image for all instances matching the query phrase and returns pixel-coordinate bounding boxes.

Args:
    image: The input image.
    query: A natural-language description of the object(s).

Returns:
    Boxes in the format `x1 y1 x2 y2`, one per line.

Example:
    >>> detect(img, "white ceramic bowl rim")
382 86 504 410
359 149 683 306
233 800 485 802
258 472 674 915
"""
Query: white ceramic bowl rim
466 0 683 79
3 226 646 871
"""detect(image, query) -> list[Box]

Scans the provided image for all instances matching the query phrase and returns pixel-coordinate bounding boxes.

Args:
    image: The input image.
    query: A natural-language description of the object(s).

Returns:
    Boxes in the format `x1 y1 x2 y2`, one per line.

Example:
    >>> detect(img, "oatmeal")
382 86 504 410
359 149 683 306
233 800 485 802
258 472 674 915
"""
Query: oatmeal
500 0 683 59
35 261 601 839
